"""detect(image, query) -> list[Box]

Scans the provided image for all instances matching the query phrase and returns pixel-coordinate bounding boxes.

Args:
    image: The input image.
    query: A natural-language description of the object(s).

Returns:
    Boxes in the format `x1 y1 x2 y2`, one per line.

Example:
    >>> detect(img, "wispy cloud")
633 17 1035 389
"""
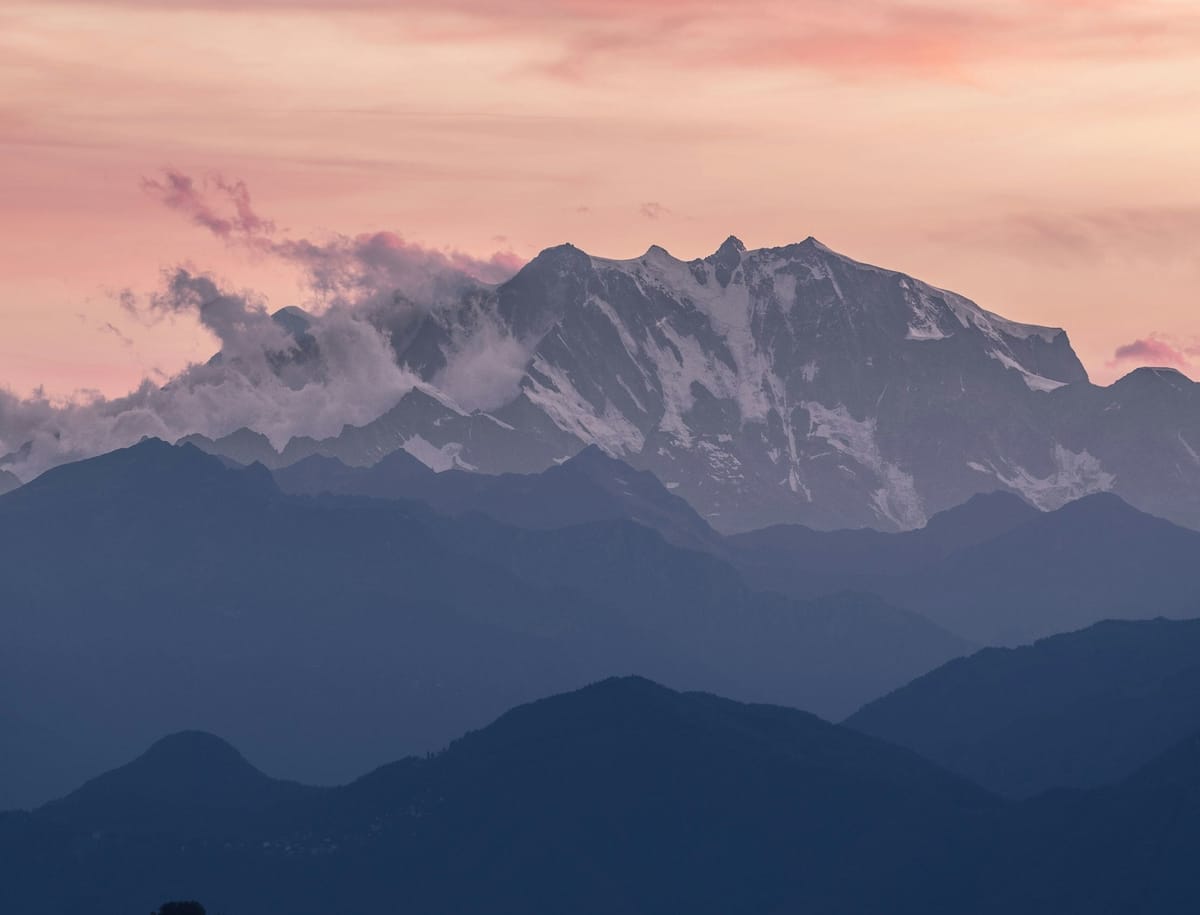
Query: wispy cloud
639 202 672 220
30 0 1200 82
934 206 1200 263
141 167 524 292
99 322 134 347
141 170 275 241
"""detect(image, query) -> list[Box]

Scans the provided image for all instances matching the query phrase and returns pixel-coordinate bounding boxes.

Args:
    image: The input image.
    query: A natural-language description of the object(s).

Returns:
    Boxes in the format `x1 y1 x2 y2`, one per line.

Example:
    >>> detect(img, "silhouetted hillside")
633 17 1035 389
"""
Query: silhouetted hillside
848 617 1200 796
39 731 322 838
0 678 998 915
6 678 1200 913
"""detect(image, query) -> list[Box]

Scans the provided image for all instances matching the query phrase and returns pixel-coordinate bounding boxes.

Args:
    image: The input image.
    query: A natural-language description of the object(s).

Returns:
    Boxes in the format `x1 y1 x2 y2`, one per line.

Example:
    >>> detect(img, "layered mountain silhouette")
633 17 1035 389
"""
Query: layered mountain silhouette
871 493 1200 643
730 489 1200 644
728 489 1041 593
0 468 19 495
5 677 1200 914
848 617 1200 797
273 443 721 552
0 679 999 914
184 237 1200 533
270 444 1200 646
0 438 966 809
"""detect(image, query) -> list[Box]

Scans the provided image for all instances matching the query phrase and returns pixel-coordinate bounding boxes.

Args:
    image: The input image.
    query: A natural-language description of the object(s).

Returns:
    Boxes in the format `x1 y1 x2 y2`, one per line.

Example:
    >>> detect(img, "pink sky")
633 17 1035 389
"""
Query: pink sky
3 0 1199 398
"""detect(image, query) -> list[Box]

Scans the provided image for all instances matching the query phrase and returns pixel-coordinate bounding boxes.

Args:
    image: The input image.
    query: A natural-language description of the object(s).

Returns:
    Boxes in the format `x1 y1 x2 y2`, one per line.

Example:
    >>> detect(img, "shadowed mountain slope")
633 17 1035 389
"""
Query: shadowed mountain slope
848 617 1200 796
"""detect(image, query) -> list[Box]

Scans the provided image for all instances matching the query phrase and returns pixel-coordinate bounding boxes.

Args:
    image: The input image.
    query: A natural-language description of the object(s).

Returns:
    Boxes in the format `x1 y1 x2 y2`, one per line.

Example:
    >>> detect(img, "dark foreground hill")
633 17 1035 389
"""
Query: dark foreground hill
0 439 965 809
848 617 1200 796
3 677 1200 914
0 678 998 914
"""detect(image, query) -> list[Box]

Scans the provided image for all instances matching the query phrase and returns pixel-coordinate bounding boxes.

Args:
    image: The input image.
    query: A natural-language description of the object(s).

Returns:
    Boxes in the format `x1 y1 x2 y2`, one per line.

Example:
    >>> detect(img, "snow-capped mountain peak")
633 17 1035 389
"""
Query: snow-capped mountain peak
181 236 1200 534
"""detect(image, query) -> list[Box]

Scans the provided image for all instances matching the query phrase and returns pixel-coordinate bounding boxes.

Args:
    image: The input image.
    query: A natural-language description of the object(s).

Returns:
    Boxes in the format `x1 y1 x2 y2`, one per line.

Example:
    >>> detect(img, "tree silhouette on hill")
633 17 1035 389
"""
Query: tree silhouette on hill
153 902 205 915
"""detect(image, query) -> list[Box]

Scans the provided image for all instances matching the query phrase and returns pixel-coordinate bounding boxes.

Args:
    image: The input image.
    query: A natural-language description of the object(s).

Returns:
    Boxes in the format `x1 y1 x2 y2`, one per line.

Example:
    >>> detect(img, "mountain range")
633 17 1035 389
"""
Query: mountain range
728 489 1200 644
6 434 1200 808
180 236 1200 533
0 438 968 810
272 444 1200 646
4 675 1200 914
4 234 1200 908
272 443 721 552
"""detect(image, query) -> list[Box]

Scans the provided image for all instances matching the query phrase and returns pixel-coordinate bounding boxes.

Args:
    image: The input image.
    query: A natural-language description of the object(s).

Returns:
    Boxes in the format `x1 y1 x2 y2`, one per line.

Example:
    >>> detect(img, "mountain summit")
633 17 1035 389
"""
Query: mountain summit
187 237 1200 532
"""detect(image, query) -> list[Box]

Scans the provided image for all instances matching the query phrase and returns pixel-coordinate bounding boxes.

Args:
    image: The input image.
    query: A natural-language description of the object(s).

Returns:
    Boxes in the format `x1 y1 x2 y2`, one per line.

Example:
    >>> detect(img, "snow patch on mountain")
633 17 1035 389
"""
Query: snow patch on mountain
697 440 744 482
638 253 773 426
409 382 469 416
1178 433 1200 466
906 325 950 341
587 296 643 368
988 350 1068 392
523 353 646 455
480 412 515 431
803 401 926 528
644 318 735 445
402 435 470 472
989 445 1115 509
904 284 952 341
936 287 1063 345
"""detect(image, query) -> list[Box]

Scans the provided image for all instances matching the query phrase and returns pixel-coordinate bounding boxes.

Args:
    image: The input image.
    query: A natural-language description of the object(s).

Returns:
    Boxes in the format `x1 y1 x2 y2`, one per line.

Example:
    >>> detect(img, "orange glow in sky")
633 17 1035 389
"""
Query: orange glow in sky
2 0 1199 397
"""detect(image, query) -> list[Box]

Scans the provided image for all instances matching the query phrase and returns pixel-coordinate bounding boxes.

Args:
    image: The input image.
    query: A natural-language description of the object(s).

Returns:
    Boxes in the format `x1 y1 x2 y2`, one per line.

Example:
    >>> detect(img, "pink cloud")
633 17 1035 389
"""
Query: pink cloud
1109 335 1196 371
932 207 1200 263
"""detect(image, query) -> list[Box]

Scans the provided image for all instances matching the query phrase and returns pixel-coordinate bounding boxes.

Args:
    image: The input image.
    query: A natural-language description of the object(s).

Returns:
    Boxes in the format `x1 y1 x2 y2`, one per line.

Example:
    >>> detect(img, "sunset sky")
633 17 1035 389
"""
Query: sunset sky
3 0 1199 398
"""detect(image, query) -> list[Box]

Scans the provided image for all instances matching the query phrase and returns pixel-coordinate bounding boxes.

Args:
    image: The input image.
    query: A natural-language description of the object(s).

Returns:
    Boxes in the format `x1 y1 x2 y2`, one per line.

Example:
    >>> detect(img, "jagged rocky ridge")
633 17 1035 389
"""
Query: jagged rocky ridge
183 236 1200 532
